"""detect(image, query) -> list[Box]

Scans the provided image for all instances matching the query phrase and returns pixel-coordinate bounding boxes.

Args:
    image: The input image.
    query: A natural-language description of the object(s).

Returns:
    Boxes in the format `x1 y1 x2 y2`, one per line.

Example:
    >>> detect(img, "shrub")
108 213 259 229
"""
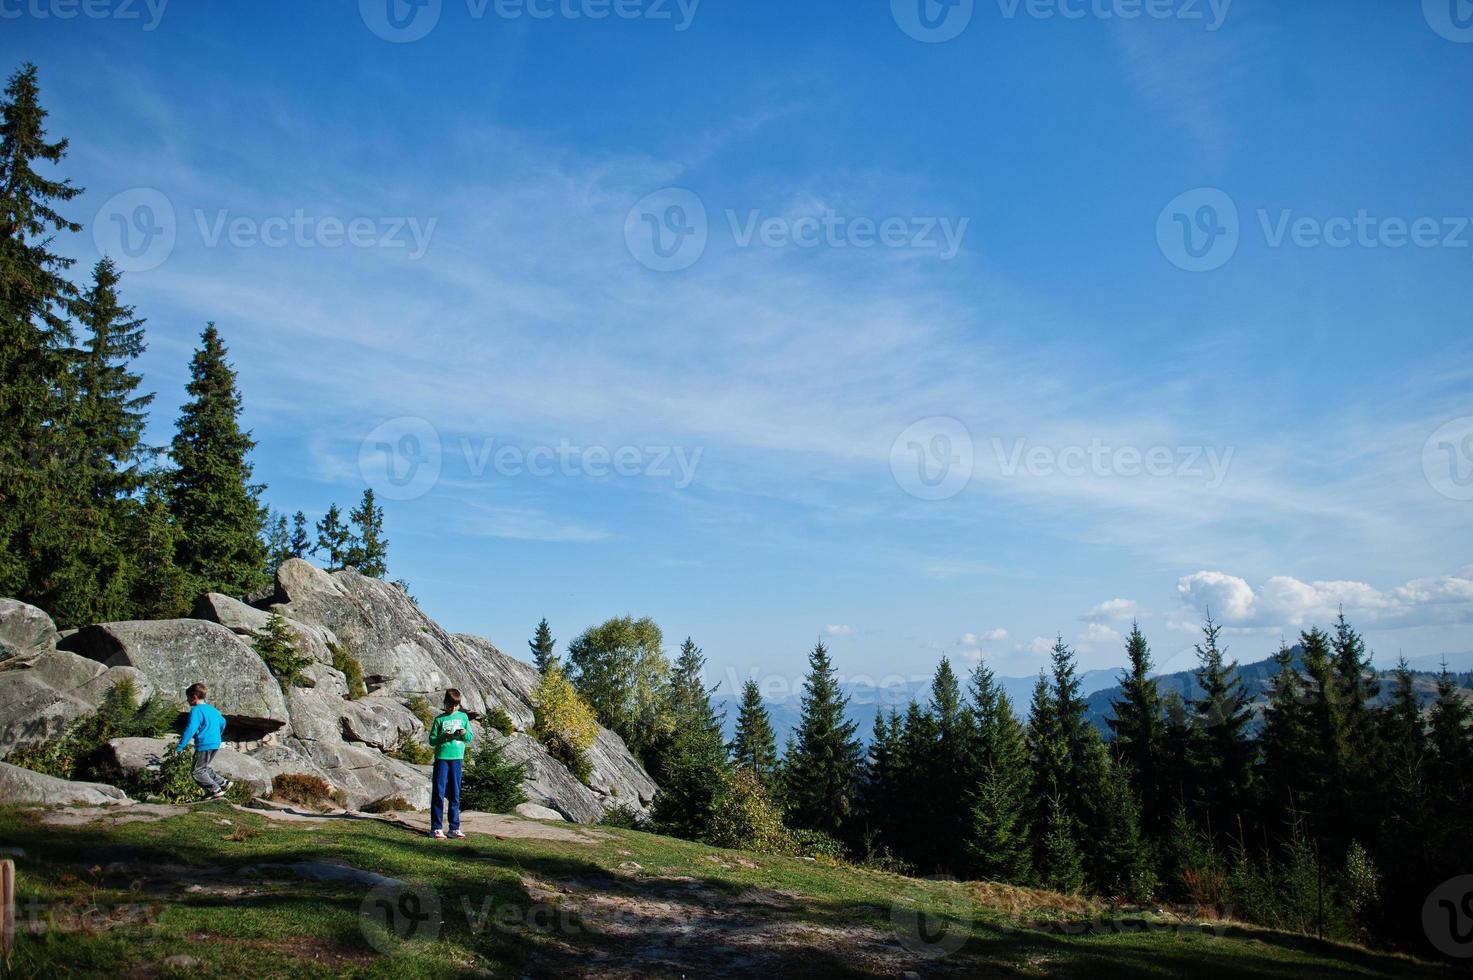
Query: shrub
271 772 345 810
123 750 208 804
253 613 313 692
543 732 593 786
788 828 848 862
388 733 434 765
705 766 791 854
532 665 599 752
599 801 649 831
461 738 528 813
4 677 179 782
329 641 367 700
484 706 516 736
406 695 434 730
362 795 414 814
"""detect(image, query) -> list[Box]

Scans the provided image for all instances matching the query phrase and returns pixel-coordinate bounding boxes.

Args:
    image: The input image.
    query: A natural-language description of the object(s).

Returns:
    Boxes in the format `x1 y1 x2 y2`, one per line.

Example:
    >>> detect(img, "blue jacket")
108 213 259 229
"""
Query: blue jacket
176 702 227 753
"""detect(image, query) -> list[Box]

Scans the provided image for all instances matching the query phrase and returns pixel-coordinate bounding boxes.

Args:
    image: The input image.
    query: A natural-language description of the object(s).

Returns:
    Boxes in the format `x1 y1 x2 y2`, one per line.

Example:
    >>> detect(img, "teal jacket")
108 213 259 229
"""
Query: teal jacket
429 710 474 761
175 702 226 753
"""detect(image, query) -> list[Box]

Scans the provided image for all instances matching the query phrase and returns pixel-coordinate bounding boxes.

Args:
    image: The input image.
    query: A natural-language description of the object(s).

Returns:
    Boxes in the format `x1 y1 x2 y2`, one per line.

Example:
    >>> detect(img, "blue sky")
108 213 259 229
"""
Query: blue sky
7 0 1473 694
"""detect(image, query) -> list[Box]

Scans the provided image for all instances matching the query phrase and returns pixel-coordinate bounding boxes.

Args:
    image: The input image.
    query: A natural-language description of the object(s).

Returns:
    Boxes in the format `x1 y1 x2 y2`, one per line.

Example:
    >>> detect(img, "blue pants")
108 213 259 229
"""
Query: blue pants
431 758 462 832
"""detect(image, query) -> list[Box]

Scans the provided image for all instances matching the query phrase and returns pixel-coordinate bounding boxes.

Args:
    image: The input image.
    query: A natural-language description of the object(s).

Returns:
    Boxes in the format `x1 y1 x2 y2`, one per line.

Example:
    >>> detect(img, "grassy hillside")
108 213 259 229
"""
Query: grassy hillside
0 803 1447 979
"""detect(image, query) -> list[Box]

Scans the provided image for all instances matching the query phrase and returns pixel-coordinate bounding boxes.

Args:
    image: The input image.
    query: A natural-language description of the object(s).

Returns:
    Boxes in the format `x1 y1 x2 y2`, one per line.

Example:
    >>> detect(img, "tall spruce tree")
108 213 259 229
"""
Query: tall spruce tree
0 63 84 617
1186 614 1254 842
529 618 557 674
924 657 974 873
1086 733 1156 900
729 678 778 787
168 323 266 596
782 640 862 842
1329 612 1384 850
1108 622 1165 835
650 638 729 840
966 664 1031 883
126 478 192 620
314 503 352 570
1259 642 1312 837
345 488 388 577
860 708 904 856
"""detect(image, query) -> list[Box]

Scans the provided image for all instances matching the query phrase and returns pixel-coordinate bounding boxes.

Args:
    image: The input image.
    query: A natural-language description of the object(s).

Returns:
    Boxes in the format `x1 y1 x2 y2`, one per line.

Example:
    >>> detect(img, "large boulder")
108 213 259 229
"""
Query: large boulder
101 737 272 795
303 740 431 810
0 651 156 755
282 664 351 743
496 732 608 823
339 697 423 751
61 620 289 741
0 760 131 805
0 599 59 661
192 593 339 666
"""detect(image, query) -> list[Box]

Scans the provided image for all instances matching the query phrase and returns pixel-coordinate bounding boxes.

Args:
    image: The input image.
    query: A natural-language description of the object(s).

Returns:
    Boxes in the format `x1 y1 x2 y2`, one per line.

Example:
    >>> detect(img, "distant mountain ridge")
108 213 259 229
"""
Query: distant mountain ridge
719 650 1473 747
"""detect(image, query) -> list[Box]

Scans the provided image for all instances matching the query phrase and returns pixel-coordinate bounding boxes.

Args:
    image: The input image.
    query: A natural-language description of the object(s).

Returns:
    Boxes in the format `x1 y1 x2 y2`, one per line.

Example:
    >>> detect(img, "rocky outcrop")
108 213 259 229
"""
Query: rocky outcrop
0 651 155 754
0 760 131 805
2 564 659 823
101 737 273 795
61 620 289 740
192 593 338 666
0 599 60 661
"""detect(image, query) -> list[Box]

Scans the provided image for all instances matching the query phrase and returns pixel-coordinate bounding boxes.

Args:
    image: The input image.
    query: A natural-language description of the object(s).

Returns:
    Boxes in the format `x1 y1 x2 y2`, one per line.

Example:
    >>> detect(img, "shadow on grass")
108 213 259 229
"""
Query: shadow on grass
0 806 1450 980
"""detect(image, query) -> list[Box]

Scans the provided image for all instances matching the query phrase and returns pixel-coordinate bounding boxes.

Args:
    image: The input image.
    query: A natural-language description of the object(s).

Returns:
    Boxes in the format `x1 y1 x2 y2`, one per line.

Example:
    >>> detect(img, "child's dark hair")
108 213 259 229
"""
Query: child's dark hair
186 682 208 701
443 688 462 708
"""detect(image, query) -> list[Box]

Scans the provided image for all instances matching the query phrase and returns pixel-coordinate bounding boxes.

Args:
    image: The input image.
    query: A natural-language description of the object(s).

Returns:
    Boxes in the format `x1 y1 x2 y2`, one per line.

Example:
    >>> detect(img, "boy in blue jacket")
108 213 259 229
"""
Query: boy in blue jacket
172 682 231 799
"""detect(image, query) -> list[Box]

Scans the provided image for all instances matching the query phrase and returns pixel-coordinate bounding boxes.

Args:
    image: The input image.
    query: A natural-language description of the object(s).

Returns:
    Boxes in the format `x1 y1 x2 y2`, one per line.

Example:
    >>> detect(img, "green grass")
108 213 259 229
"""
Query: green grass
0 804 1447 979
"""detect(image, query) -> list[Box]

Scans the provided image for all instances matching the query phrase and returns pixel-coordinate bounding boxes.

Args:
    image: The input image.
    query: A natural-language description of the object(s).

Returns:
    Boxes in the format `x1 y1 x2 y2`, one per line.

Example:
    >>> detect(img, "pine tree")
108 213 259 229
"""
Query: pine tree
168 323 267 596
263 509 291 573
730 678 778 787
1087 734 1156 900
529 617 558 674
1108 622 1165 834
1259 642 1311 837
1186 614 1254 842
314 503 352 570
650 637 729 840
1426 662 1473 818
1025 671 1065 873
1330 612 1384 850
126 479 192 620
345 488 388 577
782 640 862 842
966 664 1031 883
0 63 85 617
893 698 937 863
859 708 903 856
924 657 974 873
1039 795 1085 894
1296 626 1344 842
287 510 310 559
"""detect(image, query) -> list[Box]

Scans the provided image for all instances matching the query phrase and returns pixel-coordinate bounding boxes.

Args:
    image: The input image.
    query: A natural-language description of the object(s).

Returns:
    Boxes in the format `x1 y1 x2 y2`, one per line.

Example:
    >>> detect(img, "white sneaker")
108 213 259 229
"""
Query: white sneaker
431 829 447 839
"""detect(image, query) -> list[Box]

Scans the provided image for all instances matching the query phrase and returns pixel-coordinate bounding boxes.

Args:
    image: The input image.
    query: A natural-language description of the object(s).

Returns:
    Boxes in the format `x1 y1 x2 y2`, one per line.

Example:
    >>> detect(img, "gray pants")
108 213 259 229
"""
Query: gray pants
192 749 226 793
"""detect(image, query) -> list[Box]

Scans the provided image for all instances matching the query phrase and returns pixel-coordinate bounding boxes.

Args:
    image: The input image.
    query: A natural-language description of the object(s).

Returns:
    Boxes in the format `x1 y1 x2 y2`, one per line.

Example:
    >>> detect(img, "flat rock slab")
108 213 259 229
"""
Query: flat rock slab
33 803 189 827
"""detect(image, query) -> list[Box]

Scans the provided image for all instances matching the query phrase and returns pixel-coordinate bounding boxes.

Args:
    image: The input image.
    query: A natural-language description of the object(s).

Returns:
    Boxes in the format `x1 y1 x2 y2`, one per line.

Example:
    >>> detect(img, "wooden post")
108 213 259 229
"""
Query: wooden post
1 858 14 958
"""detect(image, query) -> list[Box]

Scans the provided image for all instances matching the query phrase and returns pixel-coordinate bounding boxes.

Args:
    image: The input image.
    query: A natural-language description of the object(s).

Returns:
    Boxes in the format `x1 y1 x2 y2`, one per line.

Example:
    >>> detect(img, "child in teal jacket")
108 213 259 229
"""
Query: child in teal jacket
428 689 474 838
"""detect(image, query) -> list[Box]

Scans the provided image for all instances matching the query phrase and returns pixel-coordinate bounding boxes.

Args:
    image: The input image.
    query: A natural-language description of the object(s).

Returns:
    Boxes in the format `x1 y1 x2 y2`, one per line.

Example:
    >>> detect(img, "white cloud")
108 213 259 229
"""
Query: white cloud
1082 598 1139 623
825 624 855 637
1020 636 1055 657
1176 569 1473 631
956 627 1010 662
1078 623 1123 647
